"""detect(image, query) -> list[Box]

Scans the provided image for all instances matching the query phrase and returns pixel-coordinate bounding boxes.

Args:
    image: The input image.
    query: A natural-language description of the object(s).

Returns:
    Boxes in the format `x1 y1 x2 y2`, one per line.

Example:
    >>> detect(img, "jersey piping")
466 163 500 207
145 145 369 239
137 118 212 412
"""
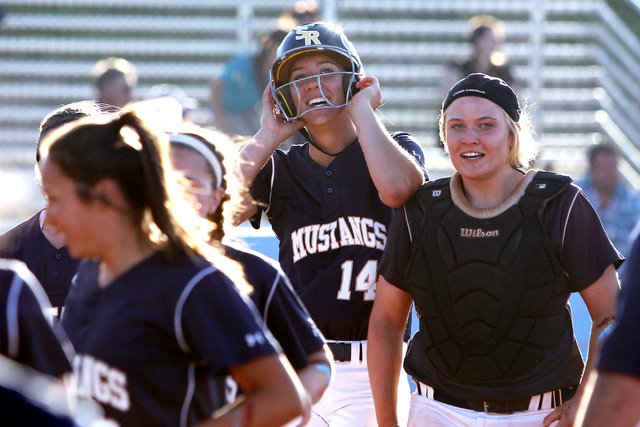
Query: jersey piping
404 207 413 243
180 361 197 427
6 273 21 358
262 271 280 331
265 156 276 215
2 259 55 359
174 265 219 354
562 187 581 250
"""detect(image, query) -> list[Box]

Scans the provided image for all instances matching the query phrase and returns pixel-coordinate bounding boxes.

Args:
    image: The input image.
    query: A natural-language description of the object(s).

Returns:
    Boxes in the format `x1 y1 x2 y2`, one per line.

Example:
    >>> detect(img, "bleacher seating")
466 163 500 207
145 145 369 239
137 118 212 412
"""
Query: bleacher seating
1 0 640 230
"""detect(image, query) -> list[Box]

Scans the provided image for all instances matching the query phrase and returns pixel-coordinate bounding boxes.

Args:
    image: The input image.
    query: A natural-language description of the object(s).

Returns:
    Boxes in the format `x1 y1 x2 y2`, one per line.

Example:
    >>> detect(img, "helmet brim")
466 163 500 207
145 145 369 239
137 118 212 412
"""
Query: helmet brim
272 46 358 87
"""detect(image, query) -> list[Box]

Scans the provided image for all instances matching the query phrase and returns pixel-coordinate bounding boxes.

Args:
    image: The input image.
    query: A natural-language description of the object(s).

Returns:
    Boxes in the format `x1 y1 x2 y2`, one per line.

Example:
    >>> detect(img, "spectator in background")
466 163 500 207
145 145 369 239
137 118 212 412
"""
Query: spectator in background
575 232 640 427
145 83 199 123
0 101 113 317
437 15 519 144
92 57 138 109
277 0 322 28
575 141 640 265
210 28 288 137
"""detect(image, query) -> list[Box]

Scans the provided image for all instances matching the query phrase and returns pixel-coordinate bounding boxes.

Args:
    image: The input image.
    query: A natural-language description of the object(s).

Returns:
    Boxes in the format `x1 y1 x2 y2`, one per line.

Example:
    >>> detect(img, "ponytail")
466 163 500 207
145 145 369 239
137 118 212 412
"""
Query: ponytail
40 110 250 294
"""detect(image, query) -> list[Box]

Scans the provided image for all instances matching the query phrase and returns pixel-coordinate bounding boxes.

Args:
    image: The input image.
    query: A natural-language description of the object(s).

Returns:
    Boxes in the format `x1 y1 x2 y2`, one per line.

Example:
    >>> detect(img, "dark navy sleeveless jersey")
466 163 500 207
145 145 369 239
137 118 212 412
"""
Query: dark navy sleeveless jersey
250 133 426 341
61 252 278 427
0 211 78 311
0 258 72 377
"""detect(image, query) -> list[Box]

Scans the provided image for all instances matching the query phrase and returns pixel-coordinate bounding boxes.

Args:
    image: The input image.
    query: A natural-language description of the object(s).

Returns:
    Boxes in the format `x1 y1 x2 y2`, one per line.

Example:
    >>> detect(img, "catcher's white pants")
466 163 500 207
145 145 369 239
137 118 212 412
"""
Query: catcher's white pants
407 393 557 427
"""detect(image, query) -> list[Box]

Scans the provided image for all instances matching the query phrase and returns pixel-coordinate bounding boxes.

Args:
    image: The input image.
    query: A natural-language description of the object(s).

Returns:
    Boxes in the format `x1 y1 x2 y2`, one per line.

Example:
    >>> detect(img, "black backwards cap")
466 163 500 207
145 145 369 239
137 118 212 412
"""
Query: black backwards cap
442 73 519 122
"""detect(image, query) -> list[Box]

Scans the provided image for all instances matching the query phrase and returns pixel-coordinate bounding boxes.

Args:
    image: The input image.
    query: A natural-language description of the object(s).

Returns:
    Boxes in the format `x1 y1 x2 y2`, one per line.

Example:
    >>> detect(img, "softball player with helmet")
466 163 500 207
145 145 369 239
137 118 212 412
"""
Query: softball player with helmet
41 110 306 427
168 126 332 412
235 22 427 426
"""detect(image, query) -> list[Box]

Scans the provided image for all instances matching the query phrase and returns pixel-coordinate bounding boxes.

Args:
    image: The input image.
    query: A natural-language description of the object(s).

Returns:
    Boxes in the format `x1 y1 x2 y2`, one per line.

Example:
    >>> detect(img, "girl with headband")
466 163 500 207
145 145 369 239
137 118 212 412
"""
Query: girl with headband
168 126 333 425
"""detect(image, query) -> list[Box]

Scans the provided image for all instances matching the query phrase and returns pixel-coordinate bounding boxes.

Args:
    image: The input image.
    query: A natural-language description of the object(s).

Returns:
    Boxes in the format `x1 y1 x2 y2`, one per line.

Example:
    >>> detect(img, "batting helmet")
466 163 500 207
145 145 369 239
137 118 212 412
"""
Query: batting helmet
271 22 364 121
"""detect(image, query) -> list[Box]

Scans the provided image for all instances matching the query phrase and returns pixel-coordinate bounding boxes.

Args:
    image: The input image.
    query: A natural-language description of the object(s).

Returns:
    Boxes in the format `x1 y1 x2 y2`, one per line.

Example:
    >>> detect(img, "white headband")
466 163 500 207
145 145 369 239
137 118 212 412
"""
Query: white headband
169 133 223 190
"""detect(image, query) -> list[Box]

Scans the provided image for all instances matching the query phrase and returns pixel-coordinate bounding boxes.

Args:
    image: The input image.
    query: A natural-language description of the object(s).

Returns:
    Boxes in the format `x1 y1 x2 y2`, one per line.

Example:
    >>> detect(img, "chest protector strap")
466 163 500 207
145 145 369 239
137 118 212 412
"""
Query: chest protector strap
406 171 573 384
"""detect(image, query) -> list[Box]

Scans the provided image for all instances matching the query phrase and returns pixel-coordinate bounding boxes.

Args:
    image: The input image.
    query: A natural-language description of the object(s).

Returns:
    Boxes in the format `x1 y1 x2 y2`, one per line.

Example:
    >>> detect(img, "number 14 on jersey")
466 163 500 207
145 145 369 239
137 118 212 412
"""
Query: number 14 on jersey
337 260 377 301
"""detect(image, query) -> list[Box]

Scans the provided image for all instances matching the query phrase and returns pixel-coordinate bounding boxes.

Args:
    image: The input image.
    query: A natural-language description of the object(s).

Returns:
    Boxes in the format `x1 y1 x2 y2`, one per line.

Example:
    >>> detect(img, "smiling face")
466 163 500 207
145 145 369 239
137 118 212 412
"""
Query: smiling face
444 96 514 183
40 159 101 259
286 53 347 124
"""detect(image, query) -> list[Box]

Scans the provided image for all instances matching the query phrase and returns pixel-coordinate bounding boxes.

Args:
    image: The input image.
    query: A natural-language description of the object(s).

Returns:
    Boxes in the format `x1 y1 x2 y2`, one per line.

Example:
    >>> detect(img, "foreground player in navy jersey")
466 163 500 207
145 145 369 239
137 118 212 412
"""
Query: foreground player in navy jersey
0 258 71 377
0 101 111 316
235 22 426 426
576 232 640 426
0 259 84 425
369 74 621 427
40 110 306 427
168 126 332 416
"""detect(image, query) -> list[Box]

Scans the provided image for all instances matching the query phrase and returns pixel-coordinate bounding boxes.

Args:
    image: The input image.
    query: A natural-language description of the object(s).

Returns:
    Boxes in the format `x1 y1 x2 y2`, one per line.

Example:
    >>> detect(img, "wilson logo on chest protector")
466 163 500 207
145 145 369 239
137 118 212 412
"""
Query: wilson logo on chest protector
460 228 500 238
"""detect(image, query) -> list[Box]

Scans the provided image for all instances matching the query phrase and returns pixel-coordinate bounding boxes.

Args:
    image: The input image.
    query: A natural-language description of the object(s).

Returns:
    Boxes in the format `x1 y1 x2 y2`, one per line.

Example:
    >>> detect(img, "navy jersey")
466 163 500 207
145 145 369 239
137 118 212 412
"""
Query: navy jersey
0 354 106 427
1 384 75 427
598 233 640 377
207 241 326 409
0 211 78 312
250 133 426 341
0 258 72 377
61 252 278 427
379 177 623 400
224 241 325 369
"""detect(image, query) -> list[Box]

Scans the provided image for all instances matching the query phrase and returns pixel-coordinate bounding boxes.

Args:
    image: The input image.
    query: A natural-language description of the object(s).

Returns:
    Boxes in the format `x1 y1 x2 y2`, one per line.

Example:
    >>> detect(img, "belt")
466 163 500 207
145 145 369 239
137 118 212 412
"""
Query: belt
327 341 364 362
415 381 577 414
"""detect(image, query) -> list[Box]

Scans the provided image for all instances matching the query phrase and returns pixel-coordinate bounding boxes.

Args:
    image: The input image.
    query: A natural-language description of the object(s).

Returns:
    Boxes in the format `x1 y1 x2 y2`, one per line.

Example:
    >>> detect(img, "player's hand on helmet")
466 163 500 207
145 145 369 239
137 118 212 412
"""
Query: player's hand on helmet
258 85 305 143
345 76 382 115
541 397 580 427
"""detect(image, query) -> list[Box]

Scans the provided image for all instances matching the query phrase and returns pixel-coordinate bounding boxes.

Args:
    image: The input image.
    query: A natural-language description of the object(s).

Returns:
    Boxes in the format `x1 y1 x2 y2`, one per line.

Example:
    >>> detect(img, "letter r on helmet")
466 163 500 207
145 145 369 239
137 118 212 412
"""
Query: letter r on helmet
296 29 321 45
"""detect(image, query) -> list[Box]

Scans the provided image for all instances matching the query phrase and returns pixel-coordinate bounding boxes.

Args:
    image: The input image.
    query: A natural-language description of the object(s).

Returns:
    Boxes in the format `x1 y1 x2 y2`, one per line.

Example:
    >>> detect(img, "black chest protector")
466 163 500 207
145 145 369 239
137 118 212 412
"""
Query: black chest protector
406 171 573 384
